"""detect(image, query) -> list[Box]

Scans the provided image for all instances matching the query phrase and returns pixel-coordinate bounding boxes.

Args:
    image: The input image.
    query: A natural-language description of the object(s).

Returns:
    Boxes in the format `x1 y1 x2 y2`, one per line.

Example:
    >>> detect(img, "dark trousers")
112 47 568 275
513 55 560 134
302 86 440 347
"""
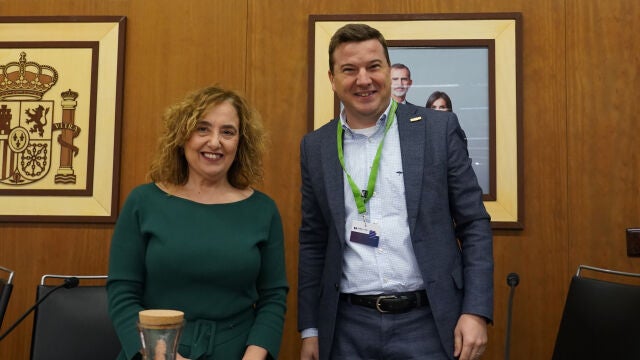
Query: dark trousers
330 296 450 360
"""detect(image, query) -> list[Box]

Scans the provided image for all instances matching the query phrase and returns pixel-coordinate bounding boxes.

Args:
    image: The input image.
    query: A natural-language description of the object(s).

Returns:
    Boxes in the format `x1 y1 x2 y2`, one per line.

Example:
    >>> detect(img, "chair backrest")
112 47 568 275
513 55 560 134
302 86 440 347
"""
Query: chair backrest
30 275 121 360
0 265 14 328
552 265 640 360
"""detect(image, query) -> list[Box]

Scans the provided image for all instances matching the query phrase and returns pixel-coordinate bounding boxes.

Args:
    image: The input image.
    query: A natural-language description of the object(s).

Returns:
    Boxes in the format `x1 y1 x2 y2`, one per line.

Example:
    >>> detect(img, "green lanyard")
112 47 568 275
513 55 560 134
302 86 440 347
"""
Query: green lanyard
337 100 398 214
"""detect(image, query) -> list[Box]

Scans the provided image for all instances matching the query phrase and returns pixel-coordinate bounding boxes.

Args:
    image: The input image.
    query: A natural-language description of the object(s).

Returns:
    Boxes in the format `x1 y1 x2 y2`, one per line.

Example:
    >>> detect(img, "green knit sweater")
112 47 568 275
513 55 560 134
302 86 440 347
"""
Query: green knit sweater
107 183 288 359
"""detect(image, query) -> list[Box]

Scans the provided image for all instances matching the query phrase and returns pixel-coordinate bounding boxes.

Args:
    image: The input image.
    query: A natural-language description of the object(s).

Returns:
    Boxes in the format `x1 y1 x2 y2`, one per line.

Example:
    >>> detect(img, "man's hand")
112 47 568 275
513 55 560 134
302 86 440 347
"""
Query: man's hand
454 314 488 360
300 336 319 360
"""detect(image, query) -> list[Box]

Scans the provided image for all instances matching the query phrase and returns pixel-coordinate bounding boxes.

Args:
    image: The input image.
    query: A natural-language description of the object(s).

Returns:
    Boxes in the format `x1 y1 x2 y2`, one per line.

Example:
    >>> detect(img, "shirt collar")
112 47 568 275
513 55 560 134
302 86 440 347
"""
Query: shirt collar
340 99 393 135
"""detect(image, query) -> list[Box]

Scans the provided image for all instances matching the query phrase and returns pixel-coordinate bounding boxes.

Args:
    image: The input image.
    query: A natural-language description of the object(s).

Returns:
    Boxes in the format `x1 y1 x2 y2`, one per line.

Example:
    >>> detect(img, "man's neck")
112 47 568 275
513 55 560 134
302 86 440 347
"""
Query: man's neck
345 116 377 129
392 96 406 104
343 101 391 130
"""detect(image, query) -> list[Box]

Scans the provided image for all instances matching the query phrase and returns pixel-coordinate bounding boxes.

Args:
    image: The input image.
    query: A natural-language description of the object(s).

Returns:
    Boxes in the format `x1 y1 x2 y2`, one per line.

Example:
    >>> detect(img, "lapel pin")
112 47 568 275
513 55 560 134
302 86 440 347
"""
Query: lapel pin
410 116 422 122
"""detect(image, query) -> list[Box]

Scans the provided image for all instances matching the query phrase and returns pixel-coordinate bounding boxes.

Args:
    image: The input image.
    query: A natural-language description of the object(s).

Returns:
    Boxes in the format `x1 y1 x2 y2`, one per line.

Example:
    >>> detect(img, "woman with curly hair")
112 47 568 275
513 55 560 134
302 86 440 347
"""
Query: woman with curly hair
107 86 288 360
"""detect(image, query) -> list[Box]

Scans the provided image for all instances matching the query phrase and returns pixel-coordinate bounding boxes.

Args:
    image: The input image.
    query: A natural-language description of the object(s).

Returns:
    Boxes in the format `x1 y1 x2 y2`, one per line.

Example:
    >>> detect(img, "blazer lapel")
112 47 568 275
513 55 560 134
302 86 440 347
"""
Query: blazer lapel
321 119 347 244
396 105 426 234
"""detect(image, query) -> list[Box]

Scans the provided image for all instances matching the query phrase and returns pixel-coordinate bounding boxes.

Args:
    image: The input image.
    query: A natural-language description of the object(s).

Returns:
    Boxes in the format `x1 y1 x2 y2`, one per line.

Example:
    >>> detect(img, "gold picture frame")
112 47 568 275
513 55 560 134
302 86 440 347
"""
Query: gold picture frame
0 16 126 223
308 13 522 229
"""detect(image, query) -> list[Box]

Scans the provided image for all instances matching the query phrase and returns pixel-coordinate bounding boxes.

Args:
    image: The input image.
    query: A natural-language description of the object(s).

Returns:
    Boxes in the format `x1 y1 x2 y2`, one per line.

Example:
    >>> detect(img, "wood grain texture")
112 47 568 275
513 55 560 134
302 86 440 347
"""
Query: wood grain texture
0 1 248 358
566 0 640 294
1 0 639 359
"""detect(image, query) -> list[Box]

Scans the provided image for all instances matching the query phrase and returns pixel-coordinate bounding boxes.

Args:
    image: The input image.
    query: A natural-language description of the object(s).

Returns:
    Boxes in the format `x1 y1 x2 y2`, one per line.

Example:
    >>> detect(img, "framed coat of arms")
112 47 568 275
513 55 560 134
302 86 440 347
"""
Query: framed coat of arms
0 16 126 222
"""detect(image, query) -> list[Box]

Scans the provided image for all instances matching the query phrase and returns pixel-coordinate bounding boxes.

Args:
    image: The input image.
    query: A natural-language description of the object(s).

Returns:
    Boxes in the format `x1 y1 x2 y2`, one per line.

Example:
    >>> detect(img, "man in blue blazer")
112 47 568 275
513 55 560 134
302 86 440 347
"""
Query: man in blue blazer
391 63 413 104
298 24 493 360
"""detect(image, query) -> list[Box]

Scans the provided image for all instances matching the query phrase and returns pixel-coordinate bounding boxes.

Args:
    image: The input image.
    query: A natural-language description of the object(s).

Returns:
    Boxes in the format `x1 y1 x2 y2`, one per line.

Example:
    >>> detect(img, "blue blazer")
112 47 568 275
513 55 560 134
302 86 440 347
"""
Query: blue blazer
298 103 493 360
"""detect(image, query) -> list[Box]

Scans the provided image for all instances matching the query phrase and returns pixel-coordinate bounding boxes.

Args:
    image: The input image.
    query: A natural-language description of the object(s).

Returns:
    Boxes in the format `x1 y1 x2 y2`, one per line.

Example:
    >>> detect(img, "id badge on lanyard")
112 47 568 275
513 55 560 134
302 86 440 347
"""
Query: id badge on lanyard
349 217 381 247
338 100 397 249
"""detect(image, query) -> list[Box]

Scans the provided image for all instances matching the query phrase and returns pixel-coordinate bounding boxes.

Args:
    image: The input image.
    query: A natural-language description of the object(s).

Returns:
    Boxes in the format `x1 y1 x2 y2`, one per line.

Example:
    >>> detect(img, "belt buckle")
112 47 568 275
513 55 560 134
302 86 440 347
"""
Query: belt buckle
375 295 397 313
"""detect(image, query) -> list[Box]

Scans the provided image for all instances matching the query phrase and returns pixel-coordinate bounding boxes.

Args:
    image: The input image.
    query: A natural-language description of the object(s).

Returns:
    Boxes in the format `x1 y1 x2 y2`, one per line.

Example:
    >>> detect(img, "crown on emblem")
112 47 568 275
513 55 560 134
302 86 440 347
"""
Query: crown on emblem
0 52 58 100
61 88 79 101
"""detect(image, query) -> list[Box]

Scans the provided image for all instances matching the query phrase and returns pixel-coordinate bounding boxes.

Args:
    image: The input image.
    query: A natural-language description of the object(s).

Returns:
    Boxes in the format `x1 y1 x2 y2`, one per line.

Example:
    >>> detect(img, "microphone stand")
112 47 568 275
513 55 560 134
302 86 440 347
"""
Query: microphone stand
0 277 79 341
505 272 520 360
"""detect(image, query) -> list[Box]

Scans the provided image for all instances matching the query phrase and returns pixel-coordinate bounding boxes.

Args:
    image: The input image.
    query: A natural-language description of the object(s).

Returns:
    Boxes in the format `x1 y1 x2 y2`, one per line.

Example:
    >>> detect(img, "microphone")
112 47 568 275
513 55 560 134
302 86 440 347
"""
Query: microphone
0 276 79 341
504 272 520 360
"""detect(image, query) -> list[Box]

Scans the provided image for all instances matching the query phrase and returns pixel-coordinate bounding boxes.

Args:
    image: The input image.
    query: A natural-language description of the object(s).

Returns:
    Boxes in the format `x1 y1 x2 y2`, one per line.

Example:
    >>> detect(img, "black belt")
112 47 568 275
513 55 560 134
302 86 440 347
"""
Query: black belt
340 290 428 314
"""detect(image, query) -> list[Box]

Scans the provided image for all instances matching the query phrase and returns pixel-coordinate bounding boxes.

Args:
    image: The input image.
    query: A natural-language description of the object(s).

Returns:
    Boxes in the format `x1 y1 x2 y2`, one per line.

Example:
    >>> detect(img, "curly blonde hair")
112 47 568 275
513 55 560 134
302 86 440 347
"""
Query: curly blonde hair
148 86 265 188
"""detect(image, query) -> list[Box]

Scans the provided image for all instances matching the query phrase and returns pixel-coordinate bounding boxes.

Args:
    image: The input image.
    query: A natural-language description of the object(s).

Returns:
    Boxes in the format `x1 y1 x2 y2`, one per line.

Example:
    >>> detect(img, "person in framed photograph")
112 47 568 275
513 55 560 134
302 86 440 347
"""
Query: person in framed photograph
426 90 453 112
390 63 414 104
298 23 493 360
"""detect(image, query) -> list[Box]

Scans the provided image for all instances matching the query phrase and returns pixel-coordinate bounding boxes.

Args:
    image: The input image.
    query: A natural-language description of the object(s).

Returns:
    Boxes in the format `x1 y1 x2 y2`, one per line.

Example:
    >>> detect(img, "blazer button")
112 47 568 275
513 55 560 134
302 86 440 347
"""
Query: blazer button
334 283 339 291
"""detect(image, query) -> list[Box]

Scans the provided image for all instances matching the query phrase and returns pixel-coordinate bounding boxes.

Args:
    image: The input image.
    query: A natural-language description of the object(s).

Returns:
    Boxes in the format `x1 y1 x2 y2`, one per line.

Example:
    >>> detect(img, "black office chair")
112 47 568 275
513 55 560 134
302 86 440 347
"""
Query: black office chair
30 274 121 360
0 265 14 328
552 265 640 360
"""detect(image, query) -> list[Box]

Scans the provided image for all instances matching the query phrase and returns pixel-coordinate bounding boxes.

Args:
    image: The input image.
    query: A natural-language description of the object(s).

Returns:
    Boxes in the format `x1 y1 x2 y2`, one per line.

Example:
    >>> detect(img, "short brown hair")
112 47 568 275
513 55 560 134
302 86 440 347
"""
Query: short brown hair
328 23 390 74
391 63 412 78
148 85 265 188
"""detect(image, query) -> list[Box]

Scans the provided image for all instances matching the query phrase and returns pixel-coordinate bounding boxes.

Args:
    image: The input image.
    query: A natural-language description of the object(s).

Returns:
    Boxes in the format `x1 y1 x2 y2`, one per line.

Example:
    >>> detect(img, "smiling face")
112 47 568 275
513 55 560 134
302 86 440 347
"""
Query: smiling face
329 39 391 129
183 101 240 186
391 67 412 102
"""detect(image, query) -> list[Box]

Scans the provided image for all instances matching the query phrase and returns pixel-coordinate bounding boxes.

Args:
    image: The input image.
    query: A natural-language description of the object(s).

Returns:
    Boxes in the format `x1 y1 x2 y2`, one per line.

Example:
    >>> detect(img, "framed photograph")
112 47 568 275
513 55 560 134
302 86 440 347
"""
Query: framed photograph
0 16 126 223
308 13 522 229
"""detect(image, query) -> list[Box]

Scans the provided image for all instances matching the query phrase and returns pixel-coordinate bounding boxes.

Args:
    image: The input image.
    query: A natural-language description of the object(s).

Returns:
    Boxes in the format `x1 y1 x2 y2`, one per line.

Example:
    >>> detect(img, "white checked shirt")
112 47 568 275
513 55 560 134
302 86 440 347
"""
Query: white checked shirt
339 102 425 295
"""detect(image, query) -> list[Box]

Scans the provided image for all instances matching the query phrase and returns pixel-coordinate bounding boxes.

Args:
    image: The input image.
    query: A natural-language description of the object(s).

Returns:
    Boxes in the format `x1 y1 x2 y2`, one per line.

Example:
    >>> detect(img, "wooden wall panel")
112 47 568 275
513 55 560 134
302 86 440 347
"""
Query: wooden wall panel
0 1 248 359
566 0 640 280
245 2 308 358
504 2 569 358
0 0 638 359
